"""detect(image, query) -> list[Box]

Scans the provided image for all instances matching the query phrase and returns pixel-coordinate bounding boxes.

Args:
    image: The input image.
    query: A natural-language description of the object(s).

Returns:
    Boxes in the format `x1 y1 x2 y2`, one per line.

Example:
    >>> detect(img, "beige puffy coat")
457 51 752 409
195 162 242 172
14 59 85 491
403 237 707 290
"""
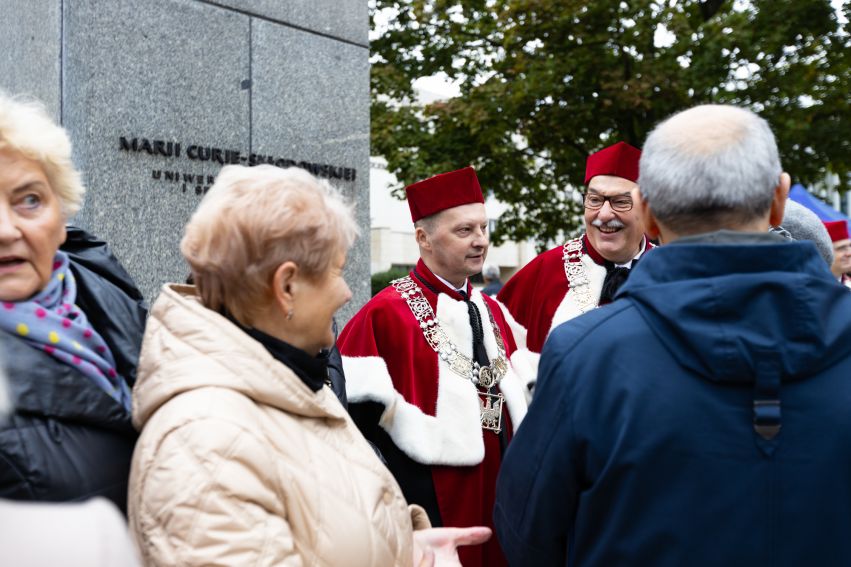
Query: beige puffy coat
128 285 427 566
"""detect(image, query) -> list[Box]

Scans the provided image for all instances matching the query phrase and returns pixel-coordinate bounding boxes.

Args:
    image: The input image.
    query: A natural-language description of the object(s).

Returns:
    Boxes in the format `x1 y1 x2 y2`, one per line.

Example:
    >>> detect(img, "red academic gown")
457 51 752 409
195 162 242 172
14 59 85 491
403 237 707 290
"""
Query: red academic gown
497 234 654 377
339 260 530 567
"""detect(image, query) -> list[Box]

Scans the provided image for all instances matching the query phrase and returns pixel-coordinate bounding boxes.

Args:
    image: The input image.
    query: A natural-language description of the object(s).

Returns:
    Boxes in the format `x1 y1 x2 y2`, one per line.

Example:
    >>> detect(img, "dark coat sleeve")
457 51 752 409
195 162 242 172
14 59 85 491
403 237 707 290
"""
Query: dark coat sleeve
494 322 588 566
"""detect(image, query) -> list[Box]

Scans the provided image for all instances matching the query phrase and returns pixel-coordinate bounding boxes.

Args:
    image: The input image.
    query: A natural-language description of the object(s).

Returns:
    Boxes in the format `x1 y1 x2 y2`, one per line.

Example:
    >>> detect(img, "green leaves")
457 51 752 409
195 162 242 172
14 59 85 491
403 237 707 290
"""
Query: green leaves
372 0 851 246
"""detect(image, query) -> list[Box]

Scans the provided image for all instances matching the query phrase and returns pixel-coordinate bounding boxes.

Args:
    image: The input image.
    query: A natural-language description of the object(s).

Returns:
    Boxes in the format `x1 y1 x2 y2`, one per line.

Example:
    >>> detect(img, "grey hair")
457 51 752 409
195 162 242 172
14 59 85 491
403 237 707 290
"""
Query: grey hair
414 213 439 233
777 200 834 267
639 105 782 233
482 264 500 280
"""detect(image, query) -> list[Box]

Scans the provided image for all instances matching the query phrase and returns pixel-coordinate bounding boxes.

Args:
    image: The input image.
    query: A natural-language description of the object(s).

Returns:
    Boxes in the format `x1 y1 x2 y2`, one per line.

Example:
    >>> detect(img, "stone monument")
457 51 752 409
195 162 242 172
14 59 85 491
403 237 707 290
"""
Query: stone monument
0 0 369 323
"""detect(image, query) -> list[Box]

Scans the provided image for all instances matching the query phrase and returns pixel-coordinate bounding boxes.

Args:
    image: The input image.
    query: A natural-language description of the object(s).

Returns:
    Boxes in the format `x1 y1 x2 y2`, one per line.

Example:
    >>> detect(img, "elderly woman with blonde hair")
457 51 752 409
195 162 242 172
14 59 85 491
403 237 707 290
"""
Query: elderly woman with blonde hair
128 164 490 566
0 93 145 512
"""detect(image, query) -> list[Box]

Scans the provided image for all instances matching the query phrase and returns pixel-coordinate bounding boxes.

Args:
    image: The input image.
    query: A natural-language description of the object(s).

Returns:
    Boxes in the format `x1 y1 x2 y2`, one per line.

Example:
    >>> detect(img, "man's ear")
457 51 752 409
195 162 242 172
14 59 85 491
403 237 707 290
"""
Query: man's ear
271 261 298 313
637 192 661 241
415 226 431 251
768 172 791 227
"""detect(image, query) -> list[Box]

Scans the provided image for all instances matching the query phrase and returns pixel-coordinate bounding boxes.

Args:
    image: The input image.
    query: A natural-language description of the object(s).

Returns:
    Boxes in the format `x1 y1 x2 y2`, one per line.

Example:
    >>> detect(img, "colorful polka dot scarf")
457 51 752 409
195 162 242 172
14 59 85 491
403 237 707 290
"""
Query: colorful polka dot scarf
0 252 132 411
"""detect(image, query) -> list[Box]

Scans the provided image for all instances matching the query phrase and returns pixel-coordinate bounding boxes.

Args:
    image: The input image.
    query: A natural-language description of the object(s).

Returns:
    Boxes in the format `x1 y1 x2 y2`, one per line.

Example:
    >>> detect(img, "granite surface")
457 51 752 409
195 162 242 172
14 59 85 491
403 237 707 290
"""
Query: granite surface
252 20 370 323
1 0 369 324
64 0 251 304
0 0 61 120
202 0 368 46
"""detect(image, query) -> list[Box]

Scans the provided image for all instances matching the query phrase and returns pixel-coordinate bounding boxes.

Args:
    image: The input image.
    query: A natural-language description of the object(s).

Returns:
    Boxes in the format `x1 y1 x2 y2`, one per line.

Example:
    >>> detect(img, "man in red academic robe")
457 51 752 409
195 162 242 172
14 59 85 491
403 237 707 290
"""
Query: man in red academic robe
497 142 654 383
824 220 851 289
338 167 529 567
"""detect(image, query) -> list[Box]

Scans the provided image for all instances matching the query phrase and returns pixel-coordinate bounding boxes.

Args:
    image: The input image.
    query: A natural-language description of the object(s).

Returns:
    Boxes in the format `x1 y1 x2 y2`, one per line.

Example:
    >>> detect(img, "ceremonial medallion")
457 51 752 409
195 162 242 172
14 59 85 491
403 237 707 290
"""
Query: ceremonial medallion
393 275 509 433
392 276 508 388
479 392 504 433
477 365 494 389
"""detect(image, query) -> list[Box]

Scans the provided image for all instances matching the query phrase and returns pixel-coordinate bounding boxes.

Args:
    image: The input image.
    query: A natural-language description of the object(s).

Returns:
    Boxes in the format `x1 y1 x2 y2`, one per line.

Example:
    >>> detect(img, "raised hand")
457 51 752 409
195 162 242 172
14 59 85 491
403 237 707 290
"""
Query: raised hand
413 526 492 566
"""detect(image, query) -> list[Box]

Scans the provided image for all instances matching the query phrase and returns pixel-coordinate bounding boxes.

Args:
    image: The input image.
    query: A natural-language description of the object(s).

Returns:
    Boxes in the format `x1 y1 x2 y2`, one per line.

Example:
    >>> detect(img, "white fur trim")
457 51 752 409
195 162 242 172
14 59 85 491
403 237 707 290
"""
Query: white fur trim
509 349 540 403
548 253 607 338
493 297 528 349
498 364 528 429
493 298 538 396
343 291 529 466
344 355 484 465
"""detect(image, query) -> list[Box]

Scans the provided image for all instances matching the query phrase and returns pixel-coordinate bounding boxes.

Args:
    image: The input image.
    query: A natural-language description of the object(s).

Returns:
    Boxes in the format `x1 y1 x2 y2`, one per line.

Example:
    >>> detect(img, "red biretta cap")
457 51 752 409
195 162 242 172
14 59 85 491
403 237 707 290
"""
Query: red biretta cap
405 166 485 222
584 141 641 185
824 220 850 242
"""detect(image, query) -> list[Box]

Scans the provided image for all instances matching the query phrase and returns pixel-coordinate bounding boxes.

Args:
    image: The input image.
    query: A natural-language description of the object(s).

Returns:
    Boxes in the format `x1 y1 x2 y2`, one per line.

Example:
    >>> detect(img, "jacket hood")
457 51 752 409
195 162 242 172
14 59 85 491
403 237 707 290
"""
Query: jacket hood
132 284 347 429
618 239 851 383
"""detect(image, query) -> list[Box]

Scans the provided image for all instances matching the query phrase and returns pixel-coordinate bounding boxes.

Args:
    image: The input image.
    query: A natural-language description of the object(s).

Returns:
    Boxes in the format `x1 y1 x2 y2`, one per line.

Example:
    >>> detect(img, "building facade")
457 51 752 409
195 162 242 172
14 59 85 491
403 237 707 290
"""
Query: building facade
370 157 538 283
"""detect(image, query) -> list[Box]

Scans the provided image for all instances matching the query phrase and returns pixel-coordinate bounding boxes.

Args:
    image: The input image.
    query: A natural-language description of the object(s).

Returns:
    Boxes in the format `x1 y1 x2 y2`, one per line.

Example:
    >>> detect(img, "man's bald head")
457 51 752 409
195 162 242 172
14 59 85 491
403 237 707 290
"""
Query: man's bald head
639 105 785 236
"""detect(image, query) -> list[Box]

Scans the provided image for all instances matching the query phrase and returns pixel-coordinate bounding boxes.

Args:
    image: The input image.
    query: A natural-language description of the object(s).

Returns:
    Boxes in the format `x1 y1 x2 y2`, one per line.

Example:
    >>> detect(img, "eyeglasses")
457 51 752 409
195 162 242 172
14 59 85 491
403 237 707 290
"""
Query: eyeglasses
583 193 633 212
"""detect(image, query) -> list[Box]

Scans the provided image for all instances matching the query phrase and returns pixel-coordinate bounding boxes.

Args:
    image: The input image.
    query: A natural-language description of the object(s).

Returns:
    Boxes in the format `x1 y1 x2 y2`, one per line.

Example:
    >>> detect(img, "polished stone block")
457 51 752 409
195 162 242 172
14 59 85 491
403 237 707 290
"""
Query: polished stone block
203 0 367 45
0 0 369 322
0 0 61 119
64 0 251 303
252 20 370 322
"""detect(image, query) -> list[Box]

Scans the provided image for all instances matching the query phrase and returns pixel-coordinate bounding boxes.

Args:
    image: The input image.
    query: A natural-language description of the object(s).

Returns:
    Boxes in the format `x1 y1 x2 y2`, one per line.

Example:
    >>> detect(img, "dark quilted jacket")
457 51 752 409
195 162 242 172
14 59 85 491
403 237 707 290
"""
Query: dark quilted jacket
0 227 146 513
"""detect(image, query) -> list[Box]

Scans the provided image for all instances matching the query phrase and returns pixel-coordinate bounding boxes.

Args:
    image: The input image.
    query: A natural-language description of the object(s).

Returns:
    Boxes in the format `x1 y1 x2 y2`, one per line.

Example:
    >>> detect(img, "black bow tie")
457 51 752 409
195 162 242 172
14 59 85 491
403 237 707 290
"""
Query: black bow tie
599 263 632 304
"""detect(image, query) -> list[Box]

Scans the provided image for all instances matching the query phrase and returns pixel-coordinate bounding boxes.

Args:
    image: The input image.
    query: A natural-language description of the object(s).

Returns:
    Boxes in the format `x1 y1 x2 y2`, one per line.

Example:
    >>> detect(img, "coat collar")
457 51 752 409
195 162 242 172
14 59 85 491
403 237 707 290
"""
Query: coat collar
133 284 348 429
413 259 472 301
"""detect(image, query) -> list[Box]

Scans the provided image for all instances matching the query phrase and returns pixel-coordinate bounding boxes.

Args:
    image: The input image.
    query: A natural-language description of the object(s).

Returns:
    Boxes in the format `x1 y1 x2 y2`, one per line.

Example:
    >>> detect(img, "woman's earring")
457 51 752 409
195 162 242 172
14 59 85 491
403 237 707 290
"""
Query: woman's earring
287 309 294 321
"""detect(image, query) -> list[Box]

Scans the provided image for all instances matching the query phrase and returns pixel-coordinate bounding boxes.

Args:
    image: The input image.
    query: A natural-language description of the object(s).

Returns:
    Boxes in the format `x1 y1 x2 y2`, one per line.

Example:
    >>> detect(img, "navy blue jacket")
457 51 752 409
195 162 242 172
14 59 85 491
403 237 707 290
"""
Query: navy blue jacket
495 235 851 567
0 227 146 513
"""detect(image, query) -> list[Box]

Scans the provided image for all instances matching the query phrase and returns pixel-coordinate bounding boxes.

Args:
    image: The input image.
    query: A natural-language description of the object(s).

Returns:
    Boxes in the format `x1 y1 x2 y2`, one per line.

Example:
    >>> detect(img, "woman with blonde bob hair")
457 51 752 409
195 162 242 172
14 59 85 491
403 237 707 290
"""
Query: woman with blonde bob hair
128 165 490 566
0 93 146 511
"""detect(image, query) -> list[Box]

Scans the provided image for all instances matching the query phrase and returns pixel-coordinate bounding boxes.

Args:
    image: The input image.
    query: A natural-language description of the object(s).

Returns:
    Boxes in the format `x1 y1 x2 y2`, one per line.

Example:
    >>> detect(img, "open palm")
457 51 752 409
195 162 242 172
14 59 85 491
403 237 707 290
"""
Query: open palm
414 526 492 567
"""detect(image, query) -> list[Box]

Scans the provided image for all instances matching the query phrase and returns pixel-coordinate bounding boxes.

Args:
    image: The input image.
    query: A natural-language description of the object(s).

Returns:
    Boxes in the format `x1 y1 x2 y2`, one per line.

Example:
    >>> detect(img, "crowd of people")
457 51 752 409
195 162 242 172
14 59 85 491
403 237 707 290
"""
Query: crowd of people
1 89 850 567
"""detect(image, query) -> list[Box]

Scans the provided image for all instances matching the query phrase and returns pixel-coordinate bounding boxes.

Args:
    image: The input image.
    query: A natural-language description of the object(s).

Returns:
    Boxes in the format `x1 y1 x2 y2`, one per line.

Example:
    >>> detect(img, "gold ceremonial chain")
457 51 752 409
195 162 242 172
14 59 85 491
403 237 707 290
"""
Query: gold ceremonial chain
562 237 597 315
392 276 507 433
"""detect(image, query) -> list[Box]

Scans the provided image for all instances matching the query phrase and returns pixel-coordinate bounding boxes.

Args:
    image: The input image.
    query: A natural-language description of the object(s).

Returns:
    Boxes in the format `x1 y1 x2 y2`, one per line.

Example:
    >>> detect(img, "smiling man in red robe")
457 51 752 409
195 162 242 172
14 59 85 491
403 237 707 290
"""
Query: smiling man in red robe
824 220 851 288
338 166 529 567
497 142 653 385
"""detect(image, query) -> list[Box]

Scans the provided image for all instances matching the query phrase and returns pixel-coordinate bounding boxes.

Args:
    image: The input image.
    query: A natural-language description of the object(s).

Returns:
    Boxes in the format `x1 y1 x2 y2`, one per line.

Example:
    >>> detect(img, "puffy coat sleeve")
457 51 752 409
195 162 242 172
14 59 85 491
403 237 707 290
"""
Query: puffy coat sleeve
131 417 301 567
489 295 538 395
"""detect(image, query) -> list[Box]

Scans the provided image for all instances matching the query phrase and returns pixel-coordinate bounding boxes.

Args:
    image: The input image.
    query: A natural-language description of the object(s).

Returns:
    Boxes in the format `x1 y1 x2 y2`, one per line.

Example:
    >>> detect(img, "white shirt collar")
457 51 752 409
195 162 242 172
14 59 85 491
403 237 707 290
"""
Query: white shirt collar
434 273 468 294
614 238 647 269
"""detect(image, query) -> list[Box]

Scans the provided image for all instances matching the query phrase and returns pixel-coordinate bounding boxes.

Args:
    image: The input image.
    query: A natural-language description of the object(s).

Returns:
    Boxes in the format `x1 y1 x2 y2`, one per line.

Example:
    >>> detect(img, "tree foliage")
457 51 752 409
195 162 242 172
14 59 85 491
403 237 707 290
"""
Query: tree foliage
371 0 851 248
371 267 411 296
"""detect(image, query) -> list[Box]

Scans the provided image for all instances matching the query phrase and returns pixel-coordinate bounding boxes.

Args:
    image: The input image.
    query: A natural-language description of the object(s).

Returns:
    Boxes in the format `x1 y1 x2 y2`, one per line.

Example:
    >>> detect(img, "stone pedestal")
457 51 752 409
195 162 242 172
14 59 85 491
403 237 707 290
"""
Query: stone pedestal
0 0 369 323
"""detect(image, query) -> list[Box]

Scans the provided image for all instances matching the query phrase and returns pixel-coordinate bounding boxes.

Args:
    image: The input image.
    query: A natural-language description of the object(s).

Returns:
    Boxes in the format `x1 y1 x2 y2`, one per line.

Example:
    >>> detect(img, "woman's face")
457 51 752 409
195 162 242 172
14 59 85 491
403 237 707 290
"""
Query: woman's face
292 250 352 356
0 149 67 302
